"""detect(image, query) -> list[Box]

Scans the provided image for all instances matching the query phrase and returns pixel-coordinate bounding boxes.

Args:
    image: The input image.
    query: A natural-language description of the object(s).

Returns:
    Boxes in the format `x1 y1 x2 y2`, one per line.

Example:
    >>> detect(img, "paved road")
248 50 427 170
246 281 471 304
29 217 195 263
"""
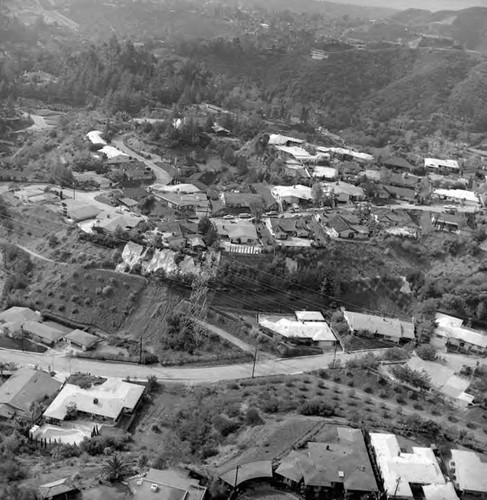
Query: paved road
0 346 346 383
112 135 172 185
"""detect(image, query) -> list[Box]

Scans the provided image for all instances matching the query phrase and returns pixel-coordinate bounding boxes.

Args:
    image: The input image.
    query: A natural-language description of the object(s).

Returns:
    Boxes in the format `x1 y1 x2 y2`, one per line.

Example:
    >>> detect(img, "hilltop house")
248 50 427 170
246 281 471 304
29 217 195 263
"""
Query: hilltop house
317 147 373 164
268 134 303 147
0 368 61 421
342 309 415 344
450 450 487 498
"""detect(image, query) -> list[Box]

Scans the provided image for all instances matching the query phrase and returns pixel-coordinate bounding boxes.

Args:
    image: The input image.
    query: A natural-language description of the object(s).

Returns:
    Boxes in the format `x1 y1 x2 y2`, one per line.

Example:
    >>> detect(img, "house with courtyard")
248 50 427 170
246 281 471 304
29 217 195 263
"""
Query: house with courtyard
370 433 453 500
43 378 145 425
342 309 415 344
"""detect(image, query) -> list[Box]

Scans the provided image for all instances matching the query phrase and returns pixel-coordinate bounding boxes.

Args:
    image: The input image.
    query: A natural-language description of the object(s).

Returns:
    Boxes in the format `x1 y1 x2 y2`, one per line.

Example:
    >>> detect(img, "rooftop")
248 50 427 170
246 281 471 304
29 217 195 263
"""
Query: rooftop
43 378 145 421
151 183 201 195
22 321 65 344
220 460 273 486
450 449 487 494
276 427 378 492
64 329 99 348
435 313 487 349
383 156 413 170
38 478 78 500
434 188 479 204
425 158 460 170
268 134 303 146
317 147 373 162
422 483 458 500
0 307 40 330
0 368 61 420
271 185 313 201
343 310 415 341
295 311 325 322
129 468 207 500
370 433 446 498
258 314 336 343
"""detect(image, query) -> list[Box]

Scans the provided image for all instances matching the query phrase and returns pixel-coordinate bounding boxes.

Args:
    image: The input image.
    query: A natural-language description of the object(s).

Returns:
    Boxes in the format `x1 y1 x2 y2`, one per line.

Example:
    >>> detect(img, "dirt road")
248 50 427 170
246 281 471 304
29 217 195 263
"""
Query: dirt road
112 135 172 185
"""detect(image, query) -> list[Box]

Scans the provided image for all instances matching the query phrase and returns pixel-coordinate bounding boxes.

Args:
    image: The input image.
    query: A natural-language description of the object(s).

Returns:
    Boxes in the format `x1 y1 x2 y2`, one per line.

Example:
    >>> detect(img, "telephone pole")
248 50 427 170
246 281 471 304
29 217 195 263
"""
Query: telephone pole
251 347 258 378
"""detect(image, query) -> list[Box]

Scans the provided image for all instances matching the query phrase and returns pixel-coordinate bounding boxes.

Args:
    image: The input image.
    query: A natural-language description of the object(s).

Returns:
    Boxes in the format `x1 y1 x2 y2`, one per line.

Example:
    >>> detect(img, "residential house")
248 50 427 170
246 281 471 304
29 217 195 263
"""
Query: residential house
382 156 414 172
326 214 362 239
37 478 80 500
62 200 101 222
86 130 106 146
64 330 99 351
322 181 365 203
342 309 415 344
271 185 313 210
425 158 460 174
151 192 209 214
107 158 155 187
310 166 337 181
219 461 274 487
266 217 312 240
250 184 279 212
213 219 259 245
268 134 303 147
0 368 61 421
219 192 265 214
22 321 65 346
432 313 487 356
433 188 481 208
43 378 145 424
450 449 487 497
150 183 201 195
370 433 448 500
0 306 41 335
317 147 373 164
276 427 379 497
383 185 417 202
431 213 466 232
96 212 146 235
386 172 421 189
122 187 149 202
128 468 207 500
119 197 138 209
258 312 337 350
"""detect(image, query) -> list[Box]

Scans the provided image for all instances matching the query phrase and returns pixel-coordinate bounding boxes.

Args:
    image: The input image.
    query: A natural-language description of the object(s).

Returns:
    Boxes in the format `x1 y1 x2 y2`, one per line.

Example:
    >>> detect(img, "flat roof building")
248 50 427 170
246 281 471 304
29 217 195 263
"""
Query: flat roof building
450 449 487 497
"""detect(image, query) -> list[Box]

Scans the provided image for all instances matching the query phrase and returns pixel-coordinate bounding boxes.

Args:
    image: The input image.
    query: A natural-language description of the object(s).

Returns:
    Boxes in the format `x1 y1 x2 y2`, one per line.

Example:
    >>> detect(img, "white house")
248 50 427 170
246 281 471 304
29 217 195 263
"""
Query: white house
425 158 460 173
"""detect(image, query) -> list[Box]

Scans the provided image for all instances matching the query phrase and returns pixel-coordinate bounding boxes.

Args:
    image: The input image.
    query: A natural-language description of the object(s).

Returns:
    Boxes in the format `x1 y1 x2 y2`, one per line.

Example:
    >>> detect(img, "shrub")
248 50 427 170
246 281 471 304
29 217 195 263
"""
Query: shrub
102 285 114 297
262 398 280 414
298 399 335 417
212 415 240 436
364 386 374 394
245 407 264 426
416 345 437 361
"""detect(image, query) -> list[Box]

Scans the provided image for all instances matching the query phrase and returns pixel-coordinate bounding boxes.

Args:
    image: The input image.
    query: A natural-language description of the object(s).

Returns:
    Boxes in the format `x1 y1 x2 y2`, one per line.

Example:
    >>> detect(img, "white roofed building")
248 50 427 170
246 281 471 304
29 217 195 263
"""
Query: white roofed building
432 313 487 355
425 158 460 173
268 134 303 147
450 449 487 497
370 433 447 499
271 185 313 210
43 378 145 424
317 147 373 163
258 312 337 350
433 188 481 208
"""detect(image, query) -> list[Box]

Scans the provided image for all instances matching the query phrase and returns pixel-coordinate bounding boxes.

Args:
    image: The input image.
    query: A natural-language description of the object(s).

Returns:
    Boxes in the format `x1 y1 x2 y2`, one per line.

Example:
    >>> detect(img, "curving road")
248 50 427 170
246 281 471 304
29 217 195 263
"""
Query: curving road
0 346 353 384
112 135 172 185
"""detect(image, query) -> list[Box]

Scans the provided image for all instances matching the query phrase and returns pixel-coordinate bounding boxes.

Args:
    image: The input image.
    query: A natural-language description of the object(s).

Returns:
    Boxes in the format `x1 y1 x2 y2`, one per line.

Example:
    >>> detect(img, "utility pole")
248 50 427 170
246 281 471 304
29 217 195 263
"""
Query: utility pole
21 323 25 352
332 341 337 369
392 477 401 499
251 347 258 378
139 337 143 364
234 465 240 490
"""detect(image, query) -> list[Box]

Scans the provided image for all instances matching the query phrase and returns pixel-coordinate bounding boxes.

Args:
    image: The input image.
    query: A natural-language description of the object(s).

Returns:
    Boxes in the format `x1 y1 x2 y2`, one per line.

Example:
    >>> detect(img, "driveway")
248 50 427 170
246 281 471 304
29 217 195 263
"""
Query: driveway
112 135 172 185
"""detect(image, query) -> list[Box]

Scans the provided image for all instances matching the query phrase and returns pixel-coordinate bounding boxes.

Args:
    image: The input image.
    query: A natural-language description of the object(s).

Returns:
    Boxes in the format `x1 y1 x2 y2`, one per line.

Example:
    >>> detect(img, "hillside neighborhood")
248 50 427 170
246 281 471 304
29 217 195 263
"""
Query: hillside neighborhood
2 0 487 499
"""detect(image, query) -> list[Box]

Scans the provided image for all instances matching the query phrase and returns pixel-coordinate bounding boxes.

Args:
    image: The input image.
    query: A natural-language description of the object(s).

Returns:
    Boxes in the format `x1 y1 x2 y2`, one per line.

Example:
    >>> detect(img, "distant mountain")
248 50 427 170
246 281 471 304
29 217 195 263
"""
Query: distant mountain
327 0 487 11
389 6 487 53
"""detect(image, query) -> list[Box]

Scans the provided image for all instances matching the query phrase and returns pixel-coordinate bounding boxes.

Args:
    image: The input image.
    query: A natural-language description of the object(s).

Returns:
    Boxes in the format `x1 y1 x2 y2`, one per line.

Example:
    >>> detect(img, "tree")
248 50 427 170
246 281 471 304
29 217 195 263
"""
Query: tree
416 344 437 361
101 454 131 482
311 182 323 206
198 216 212 235
65 401 78 420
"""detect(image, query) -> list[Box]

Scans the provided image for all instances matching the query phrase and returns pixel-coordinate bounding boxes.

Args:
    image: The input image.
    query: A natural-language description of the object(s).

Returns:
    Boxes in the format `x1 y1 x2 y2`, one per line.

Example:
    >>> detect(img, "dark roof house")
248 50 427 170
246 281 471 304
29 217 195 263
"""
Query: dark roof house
0 368 61 420
38 477 79 500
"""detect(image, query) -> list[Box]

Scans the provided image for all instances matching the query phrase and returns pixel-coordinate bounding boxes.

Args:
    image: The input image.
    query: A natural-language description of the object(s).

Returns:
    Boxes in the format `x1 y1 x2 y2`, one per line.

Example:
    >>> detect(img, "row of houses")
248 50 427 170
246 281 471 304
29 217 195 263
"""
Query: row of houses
219 425 487 499
0 306 99 350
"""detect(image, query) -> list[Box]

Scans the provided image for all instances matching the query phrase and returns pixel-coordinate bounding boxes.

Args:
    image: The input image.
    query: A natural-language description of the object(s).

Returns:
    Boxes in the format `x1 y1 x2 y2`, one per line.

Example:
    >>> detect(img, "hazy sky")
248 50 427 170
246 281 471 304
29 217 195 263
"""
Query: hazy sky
330 0 487 10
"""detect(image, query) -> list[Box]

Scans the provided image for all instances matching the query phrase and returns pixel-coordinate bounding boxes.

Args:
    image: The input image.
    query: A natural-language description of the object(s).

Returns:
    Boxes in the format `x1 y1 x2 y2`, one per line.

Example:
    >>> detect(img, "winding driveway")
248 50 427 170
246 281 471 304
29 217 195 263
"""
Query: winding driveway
111 135 172 185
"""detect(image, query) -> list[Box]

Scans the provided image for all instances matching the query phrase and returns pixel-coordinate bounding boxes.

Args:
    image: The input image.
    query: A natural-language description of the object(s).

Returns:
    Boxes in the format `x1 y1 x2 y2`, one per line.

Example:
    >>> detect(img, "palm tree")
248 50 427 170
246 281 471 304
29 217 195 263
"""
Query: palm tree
101 454 131 482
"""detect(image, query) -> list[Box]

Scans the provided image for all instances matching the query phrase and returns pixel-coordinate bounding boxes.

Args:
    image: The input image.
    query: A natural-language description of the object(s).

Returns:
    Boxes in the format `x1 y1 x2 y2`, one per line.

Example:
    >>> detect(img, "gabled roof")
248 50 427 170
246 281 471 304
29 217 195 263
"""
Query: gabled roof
64 330 99 348
383 156 413 170
38 478 78 499
22 321 65 343
343 310 415 340
268 134 303 146
0 368 61 420
328 215 353 233
220 460 273 486
434 313 487 348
